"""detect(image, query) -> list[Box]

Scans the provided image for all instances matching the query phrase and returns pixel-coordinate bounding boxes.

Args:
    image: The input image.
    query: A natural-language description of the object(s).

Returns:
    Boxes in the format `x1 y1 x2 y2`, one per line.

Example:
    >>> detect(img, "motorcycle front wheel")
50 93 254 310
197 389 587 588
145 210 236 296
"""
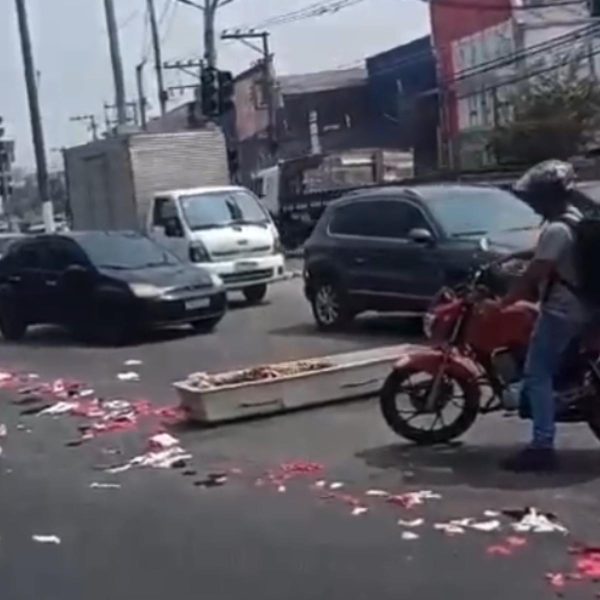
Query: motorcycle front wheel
380 366 480 445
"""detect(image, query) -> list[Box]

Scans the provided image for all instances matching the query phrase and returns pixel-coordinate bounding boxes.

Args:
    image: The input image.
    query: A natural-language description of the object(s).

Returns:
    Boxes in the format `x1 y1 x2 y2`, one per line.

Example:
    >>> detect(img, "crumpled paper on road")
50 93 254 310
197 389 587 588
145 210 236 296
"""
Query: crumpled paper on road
107 433 191 473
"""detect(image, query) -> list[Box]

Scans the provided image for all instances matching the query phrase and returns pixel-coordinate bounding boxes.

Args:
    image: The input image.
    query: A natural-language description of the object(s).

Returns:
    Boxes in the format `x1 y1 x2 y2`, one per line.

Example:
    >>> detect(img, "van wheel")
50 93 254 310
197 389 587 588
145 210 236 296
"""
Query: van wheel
311 280 353 330
0 298 26 341
243 284 267 304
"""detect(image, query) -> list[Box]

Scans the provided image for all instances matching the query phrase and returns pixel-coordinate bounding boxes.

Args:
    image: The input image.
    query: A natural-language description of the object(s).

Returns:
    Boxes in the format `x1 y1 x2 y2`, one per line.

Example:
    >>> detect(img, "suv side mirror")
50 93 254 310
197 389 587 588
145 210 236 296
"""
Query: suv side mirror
408 228 435 245
164 218 184 238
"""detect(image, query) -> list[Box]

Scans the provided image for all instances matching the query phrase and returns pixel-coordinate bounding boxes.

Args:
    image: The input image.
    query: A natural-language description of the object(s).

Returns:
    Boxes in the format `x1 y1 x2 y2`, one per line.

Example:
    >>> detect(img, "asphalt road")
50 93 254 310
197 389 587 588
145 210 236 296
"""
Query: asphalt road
1 277 600 599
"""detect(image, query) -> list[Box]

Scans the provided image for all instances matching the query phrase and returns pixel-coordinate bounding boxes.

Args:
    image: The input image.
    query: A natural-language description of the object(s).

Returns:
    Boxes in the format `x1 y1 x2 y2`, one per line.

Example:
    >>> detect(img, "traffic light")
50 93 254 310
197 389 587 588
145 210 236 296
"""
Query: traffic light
201 66 220 117
218 70 235 115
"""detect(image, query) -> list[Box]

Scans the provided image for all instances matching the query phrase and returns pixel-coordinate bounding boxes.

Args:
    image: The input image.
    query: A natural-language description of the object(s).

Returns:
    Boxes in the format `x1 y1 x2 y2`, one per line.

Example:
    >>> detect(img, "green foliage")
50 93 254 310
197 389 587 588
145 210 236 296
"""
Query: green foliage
490 71 600 164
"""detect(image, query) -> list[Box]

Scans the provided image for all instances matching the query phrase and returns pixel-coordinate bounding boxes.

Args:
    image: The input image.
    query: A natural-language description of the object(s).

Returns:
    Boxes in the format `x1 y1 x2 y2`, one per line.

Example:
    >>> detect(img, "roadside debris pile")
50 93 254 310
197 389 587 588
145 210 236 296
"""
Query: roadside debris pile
187 359 334 390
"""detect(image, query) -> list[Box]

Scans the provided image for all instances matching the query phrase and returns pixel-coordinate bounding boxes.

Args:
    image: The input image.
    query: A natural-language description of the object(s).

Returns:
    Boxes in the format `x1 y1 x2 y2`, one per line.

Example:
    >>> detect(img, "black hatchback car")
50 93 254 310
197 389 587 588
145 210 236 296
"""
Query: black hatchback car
0 231 227 344
304 184 541 329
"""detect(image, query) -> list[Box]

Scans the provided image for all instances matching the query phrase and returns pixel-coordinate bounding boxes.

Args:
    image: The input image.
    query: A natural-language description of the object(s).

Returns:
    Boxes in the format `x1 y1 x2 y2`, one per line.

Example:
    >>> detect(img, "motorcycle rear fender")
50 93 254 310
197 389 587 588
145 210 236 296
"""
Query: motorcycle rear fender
393 346 480 383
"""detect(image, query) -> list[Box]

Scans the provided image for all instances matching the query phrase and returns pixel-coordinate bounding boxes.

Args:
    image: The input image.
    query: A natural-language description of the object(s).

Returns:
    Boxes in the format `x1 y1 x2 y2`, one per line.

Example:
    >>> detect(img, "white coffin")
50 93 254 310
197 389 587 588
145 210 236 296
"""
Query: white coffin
174 344 413 424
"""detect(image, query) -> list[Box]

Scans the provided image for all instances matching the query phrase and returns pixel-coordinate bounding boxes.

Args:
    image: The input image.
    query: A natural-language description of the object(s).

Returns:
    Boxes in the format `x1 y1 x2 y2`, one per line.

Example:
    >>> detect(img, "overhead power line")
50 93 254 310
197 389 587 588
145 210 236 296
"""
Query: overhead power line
368 22 600 82
425 0 586 10
232 0 368 31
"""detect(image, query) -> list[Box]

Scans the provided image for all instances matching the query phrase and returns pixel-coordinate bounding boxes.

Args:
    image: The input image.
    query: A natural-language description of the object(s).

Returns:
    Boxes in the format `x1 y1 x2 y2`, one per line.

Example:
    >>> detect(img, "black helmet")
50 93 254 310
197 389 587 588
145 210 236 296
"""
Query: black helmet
514 159 575 202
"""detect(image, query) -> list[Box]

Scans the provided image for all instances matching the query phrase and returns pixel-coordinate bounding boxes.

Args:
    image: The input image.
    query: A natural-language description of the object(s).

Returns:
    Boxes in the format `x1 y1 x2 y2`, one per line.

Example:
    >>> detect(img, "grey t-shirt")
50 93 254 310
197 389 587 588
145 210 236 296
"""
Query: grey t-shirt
536 205 584 322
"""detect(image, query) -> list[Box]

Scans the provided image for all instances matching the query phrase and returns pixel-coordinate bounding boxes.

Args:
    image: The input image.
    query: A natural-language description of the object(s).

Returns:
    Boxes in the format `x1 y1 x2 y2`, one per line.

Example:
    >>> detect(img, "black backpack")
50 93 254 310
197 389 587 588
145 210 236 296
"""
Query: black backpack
562 215 600 307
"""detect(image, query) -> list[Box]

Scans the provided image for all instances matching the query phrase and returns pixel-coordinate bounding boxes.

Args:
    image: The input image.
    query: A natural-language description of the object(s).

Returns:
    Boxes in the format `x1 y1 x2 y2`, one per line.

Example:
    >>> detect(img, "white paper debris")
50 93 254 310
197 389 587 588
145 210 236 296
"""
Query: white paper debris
90 482 121 490
470 520 501 532
397 518 424 528
314 480 327 488
329 482 344 490
351 507 368 517
117 372 140 382
0 424 6 438
79 389 95 398
277 485 287 493
32 535 61 545
124 360 143 367
148 433 180 450
484 510 500 518
366 489 388 497
38 401 78 416
434 523 466 535
107 446 191 473
510 508 568 534
401 531 420 541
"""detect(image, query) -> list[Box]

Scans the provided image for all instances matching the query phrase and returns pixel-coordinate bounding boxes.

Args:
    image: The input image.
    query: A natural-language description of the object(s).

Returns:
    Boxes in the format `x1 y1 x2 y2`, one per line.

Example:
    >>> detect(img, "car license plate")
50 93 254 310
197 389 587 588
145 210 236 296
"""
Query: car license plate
185 298 210 311
235 261 258 271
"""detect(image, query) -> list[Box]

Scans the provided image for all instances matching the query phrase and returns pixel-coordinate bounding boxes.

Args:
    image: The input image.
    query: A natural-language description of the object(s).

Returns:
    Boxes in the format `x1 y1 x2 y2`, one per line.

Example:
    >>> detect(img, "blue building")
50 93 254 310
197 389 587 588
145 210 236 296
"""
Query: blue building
366 35 439 173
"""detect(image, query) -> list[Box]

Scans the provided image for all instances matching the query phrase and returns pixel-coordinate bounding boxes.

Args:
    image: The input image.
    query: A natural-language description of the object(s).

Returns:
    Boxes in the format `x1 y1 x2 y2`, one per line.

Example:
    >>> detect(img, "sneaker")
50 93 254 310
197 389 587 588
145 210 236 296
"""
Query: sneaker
501 447 558 473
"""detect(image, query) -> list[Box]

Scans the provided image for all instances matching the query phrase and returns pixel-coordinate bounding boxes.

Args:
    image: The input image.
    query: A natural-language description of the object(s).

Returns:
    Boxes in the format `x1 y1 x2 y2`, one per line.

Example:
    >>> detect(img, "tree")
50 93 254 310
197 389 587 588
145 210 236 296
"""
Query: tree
490 70 600 165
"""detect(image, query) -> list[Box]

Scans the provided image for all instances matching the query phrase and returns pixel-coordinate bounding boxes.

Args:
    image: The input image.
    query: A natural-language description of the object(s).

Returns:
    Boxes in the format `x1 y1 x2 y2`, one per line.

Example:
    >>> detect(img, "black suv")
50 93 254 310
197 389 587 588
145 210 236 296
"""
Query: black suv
304 184 540 329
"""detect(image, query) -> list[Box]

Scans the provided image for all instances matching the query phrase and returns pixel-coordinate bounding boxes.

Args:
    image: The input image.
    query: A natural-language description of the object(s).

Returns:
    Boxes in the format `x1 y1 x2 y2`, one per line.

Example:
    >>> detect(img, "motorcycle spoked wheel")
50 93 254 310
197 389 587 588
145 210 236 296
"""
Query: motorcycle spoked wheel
380 366 480 445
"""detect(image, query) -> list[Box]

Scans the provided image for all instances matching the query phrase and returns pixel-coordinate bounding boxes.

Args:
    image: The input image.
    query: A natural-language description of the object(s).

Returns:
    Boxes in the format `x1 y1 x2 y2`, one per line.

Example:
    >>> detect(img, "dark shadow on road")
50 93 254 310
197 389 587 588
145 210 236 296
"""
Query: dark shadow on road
270 315 423 342
0 324 213 350
357 442 600 490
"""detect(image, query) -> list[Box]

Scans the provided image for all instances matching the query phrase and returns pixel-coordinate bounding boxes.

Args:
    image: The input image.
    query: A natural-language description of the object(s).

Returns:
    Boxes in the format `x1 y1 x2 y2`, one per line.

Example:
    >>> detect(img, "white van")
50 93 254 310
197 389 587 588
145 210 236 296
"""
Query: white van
147 186 285 303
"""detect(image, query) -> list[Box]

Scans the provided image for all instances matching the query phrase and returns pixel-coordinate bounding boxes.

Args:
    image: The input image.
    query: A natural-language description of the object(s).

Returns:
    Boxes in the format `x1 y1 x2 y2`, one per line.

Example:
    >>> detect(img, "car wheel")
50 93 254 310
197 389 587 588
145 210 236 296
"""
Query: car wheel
311 280 353 330
191 316 221 334
243 284 267 304
0 297 26 341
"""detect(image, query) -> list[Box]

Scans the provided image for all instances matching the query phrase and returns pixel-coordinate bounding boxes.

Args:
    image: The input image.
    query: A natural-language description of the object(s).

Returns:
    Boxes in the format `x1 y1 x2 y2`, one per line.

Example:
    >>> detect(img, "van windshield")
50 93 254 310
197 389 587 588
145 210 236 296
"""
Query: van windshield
180 190 269 231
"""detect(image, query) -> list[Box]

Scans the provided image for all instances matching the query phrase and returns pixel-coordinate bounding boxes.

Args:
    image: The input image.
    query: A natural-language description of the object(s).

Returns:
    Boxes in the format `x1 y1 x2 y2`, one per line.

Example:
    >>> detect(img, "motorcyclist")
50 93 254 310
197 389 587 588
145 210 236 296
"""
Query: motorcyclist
498 159 584 472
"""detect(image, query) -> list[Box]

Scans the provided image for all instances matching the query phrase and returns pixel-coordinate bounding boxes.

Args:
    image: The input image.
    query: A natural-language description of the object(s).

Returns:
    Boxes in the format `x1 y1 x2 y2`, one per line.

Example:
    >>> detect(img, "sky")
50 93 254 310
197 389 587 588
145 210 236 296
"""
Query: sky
0 0 430 170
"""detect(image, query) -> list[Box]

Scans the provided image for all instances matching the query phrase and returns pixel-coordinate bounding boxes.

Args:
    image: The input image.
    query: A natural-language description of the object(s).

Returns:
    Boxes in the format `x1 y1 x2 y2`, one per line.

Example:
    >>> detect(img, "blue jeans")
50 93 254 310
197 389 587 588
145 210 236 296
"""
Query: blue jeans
521 310 581 449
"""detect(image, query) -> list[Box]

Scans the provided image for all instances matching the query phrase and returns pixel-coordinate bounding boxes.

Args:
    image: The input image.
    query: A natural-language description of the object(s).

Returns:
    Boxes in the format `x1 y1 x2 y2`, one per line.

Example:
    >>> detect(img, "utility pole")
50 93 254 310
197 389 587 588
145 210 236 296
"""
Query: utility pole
178 0 235 69
147 0 167 114
221 29 276 153
70 114 99 141
136 62 148 129
14 0 54 232
103 0 127 126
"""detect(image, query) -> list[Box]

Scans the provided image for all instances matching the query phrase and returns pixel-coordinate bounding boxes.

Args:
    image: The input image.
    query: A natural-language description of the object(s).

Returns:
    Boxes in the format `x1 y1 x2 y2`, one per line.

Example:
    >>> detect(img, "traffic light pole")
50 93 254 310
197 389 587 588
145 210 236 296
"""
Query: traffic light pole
147 0 167 115
14 0 54 232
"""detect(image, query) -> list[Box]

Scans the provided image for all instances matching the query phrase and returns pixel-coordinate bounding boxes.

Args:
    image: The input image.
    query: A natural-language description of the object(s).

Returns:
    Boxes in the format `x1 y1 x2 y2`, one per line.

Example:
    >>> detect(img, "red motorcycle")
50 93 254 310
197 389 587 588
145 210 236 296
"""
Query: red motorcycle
379 260 600 445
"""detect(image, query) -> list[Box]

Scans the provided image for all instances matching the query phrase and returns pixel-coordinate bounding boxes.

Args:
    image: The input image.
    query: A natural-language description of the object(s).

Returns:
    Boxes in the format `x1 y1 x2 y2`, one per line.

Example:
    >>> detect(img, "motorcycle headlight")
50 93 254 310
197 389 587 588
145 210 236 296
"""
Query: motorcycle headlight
129 282 168 298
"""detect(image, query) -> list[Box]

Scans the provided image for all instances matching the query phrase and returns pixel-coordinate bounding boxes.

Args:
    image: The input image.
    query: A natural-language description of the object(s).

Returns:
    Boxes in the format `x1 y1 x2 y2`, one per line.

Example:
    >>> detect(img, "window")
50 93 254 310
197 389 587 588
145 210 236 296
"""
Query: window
153 197 178 227
11 242 44 270
45 241 88 271
180 189 269 230
329 199 430 239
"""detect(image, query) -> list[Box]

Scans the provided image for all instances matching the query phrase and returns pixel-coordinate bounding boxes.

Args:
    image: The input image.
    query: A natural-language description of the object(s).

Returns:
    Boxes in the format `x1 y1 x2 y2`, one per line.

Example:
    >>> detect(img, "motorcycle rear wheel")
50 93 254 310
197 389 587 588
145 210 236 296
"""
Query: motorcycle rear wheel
380 366 480 445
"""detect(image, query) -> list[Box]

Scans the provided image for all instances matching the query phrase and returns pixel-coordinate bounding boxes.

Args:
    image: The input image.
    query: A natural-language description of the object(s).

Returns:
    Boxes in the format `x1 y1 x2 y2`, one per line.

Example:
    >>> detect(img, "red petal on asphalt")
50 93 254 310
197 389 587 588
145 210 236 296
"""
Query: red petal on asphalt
486 544 513 556
506 536 527 547
545 573 566 589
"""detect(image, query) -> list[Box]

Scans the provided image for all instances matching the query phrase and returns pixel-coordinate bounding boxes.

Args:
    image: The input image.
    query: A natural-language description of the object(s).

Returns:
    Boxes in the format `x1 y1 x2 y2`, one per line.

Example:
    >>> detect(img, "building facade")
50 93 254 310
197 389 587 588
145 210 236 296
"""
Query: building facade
430 0 597 169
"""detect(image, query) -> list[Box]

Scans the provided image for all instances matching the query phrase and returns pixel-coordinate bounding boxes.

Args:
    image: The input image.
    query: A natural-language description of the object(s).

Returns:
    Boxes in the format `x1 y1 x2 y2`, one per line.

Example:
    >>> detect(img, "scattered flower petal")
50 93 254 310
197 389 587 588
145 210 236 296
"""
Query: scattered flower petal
33 535 61 545
351 506 368 517
401 531 420 541
397 518 424 528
